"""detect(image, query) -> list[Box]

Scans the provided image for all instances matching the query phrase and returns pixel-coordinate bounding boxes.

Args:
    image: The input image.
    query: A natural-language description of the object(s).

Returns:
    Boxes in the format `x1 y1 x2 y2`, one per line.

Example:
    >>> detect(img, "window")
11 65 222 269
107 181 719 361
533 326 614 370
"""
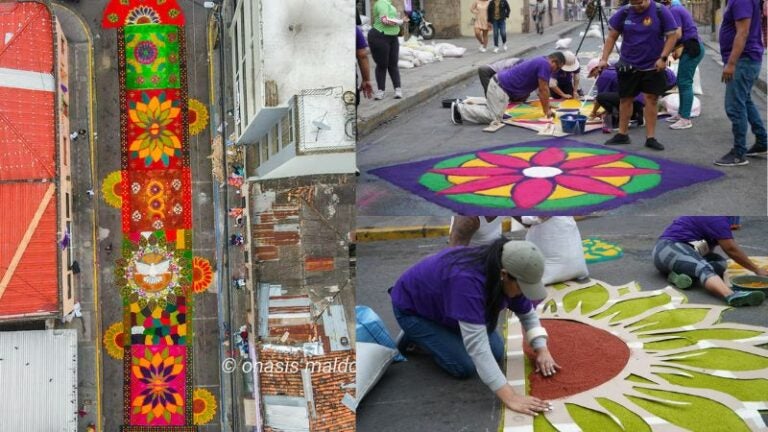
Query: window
261 136 269 163
270 124 279 155
281 112 292 148
65 192 70 218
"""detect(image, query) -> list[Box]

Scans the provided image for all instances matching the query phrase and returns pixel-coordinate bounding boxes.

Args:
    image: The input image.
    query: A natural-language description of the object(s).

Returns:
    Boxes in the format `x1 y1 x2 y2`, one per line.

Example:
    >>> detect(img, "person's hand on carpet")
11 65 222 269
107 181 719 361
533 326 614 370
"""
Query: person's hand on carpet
534 347 561 377
496 384 552 416
755 267 768 277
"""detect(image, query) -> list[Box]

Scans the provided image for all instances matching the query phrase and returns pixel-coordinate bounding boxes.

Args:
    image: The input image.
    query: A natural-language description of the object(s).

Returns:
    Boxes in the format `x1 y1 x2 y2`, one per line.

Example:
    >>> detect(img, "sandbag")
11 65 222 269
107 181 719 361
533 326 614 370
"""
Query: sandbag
355 342 397 408
356 305 406 361
661 93 701 117
523 217 589 285
398 59 415 69
668 61 703 95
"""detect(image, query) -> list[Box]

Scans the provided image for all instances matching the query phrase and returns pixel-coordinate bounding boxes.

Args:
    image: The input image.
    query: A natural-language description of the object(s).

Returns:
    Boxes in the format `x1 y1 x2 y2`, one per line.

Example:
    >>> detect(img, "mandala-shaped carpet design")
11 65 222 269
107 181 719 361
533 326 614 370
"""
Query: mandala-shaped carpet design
187 98 209 136
192 388 217 425
104 321 126 360
503 279 768 431
503 99 603 136
124 25 180 90
102 170 123 208
125 6 161 25
192 256 213 294
122 169 192 233
128 298 188 345
116 233 191 309
369 139 724 215
582 237 624 264
126 89 183 168
104 0 184 28
130 345 186 425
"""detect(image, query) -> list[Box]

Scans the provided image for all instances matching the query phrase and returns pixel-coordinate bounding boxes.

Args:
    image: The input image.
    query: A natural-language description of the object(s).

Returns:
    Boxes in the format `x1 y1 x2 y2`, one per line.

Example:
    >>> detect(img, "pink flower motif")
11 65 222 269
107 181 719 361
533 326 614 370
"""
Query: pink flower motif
429 148 660 209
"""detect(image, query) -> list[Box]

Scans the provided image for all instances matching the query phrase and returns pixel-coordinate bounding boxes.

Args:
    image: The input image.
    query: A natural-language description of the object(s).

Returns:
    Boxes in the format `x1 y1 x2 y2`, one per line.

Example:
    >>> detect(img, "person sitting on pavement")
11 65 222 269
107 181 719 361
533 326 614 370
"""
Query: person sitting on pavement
452 52 565 125
549 51 581 99
652 216 768 307
594 0 680 151
478 57 523 94
391 239 558 416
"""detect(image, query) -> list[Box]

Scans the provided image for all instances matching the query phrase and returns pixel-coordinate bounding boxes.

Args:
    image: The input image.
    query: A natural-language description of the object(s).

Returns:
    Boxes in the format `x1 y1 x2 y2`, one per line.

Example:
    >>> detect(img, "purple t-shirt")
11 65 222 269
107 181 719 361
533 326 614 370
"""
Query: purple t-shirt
551 67 580 95
659 216 733 249
390 247 534 329
496 56 552 101
356 26 368 50
609 3 679 70
669 5 700 43
719 0 765 63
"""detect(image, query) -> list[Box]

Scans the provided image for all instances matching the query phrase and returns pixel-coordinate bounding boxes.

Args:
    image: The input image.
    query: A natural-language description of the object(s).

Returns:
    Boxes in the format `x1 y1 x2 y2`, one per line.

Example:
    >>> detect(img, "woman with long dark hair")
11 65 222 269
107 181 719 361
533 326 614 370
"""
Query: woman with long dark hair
390 238 559 415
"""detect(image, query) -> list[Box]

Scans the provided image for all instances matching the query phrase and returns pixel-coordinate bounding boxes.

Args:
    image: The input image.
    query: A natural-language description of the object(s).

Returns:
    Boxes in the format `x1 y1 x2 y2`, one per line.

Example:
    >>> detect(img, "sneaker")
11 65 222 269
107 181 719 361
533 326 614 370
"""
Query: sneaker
605 133 630 145
667 272 692 289
451 101 463 124
503 44 508 51
714 150 749 166
645 137 665 150
394 88 403 99
725 290 765 307
493 47 499 53
479 46 487 52
745 143 768 157
669 118 692 130
665 114 681 123
373 90 384 100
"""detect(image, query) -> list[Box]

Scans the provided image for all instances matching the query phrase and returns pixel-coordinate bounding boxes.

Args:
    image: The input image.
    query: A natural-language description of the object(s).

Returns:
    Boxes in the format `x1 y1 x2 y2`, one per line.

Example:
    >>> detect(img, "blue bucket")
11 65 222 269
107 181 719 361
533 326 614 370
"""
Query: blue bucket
561 114 588 134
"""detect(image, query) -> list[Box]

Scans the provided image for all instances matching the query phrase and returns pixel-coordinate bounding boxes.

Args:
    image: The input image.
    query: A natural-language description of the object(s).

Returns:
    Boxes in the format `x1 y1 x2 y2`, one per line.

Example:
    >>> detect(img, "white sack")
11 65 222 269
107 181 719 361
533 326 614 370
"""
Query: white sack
524 216 589 285
661 93 701 117
355 342 397 408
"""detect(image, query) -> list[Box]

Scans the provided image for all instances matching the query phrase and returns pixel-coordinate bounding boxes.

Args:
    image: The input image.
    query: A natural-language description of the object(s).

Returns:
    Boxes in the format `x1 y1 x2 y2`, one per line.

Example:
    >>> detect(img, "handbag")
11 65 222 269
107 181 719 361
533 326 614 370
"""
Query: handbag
682 39 701 58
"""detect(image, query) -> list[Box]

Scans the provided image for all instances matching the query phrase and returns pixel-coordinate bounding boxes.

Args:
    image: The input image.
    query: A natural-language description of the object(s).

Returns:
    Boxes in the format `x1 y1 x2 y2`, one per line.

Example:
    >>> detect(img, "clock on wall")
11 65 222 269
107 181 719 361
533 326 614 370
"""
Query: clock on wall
297 87 355 152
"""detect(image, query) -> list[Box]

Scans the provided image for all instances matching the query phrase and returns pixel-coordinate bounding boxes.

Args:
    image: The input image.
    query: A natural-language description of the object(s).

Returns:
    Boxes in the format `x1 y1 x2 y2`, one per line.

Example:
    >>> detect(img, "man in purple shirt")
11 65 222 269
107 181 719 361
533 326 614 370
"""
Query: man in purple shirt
356 26 373 105
715 0 767 166
452 52 564 126
594 0 679 151
652 216 767 306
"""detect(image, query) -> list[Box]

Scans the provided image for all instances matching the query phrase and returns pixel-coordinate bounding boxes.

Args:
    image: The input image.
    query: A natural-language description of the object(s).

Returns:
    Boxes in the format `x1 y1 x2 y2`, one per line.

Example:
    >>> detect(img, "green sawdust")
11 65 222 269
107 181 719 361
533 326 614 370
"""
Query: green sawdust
661 347 768 371
565 403 624 432
563 284 609 314
626 374 658 385
596 397 652 432
627 308 709 332
591 292 671 323
641 328 764 350
533 411 560 431
543 299 557 314
551 282 570 291
618 287 631 296
628 387 752 432
654 367 768 402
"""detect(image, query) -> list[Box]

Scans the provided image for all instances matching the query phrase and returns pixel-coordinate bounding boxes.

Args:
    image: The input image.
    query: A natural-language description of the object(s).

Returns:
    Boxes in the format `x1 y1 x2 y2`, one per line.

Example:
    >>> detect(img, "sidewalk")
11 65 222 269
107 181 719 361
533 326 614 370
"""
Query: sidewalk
357 21 586 137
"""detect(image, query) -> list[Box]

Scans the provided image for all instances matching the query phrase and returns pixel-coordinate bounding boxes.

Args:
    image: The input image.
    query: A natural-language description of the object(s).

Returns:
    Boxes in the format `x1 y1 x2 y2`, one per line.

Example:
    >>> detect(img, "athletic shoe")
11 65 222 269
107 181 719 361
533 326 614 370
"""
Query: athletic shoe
725 290 765 307
645 137 664 150
667 272 692 290
714 150 749 166
669 118 692 130
451 101 463 124
394 88 403 99
503 44 508 51
665 114 681 123
479 46 486 52
604 133 630 145
373 90 385 100
745 143 768 157
493 47 499 53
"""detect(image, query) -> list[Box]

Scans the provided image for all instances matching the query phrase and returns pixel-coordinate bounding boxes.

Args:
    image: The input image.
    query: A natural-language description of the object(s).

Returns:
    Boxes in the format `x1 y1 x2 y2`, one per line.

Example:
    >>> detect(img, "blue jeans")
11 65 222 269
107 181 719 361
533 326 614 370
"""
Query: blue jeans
393 306 504 378
724 57 768 156
677 42 704 119
491 19 507 47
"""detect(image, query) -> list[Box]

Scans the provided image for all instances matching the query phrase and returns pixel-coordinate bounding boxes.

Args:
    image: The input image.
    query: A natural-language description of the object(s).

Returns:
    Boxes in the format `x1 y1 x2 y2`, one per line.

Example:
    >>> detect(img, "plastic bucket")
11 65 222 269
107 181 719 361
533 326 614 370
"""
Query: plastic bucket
561 114 588 134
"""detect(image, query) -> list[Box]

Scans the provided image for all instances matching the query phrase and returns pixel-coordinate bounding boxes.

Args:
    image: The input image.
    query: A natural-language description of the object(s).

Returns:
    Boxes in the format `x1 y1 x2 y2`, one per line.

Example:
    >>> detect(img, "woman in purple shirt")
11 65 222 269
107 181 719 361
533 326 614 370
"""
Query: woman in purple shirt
391 239 558 416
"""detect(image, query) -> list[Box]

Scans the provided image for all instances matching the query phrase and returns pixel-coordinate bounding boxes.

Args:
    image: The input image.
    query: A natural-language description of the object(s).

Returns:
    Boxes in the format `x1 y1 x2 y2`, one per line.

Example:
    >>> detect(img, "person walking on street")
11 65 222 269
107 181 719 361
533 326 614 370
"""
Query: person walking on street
663 0 705 131
471 0 491 52
594 0 679 151
488 0 510 53
533 0 547 35
714 0 767 166
368 0 404 100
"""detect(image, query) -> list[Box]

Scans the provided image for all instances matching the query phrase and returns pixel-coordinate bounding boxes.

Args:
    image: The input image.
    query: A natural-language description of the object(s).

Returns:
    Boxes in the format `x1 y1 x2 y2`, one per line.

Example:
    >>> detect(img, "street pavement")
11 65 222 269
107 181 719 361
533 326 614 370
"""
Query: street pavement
355 216 768 432
357 24 768 217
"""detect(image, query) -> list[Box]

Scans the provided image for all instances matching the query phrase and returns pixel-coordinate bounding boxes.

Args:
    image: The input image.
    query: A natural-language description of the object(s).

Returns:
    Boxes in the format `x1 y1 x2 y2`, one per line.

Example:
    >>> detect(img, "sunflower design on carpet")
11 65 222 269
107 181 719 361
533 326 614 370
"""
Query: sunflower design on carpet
192 256 213 294
582 238 624 264
503 279 768 431
192 388 217 425
102 170 123 208
104 321 126 360
187 98 209 136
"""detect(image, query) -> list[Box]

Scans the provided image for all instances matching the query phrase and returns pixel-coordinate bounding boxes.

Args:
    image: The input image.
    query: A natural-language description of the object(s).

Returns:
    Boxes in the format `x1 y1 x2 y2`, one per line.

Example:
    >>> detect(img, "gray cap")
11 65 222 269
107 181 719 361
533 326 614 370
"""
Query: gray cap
501 241 547 301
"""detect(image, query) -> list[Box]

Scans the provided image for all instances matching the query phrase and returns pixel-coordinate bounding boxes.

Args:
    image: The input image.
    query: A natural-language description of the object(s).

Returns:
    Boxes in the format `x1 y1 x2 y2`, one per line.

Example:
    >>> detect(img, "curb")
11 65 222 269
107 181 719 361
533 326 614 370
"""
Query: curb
356 225 450 242
357 23 585 137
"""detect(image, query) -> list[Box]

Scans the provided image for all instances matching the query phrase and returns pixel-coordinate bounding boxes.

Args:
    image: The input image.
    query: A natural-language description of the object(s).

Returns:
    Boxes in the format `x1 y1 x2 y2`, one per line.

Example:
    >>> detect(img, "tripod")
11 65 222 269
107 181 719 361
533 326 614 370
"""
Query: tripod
574 0 612 58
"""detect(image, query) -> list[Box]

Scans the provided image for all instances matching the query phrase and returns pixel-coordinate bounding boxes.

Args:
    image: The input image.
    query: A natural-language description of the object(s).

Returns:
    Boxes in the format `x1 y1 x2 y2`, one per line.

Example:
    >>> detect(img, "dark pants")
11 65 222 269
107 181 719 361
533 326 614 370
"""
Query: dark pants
491 19 507 46
596 92 643 125
652 239 727 286
478 65 497 94
394 306 504 379
367 28 401 91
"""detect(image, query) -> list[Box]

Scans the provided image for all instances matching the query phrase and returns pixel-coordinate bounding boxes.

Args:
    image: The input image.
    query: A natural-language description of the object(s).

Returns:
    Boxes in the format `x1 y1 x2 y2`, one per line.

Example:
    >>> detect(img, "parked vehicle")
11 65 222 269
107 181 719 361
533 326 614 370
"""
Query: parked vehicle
408 9 435 40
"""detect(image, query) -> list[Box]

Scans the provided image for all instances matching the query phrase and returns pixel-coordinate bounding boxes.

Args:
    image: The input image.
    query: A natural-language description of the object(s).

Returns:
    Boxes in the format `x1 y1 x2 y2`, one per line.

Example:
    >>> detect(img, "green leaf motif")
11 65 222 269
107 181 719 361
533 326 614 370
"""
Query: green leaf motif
566 403 624 432
563 284 609 315
654 367 768 402
627 308 710 333
642 328 764 350
661 347 768 371
595 397 652 432
591 293 671 323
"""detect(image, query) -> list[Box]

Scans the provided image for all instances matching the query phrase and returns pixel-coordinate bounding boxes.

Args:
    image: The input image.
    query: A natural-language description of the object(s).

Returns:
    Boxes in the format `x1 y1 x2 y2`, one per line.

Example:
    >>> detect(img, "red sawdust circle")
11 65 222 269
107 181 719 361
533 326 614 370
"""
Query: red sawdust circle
193 266 202 282
114 332 124 347
189 110 198 124
523 319 630 400
193 397 206 414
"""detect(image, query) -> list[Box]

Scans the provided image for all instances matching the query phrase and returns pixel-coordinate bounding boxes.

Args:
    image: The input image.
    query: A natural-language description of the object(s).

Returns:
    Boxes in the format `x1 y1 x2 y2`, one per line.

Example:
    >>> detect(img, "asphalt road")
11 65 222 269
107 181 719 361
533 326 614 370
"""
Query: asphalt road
357 27 768 216
356 216 768 432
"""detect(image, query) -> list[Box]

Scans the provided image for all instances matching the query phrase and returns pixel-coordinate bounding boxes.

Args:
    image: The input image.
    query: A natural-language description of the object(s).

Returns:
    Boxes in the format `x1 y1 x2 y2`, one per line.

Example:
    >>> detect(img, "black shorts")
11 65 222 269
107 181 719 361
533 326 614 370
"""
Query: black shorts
618 68 667 99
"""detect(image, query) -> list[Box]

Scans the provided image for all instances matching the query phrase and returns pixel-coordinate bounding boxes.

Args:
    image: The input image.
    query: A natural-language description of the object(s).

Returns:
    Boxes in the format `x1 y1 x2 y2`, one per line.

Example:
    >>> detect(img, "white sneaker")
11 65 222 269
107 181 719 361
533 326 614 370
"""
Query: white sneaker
479 46 486 52
373 90 384 100
503 44 508 51
669 118 692 130
493 47 499 53
665 114 681 123
394 88 403 99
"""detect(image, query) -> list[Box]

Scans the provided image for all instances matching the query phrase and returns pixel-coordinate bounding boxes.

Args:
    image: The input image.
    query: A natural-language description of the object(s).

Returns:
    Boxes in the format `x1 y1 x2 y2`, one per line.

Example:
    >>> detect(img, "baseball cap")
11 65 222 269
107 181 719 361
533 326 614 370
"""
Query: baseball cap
501 241 547 301
561 50 580 72
586 58 600 75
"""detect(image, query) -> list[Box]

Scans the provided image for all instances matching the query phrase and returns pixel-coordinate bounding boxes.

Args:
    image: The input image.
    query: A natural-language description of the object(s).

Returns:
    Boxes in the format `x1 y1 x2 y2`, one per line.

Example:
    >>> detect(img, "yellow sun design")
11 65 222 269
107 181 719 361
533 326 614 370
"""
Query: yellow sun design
188 98 209 136
193 388 217 425
103 321 125 360
102 171 123 208
503 279 768 431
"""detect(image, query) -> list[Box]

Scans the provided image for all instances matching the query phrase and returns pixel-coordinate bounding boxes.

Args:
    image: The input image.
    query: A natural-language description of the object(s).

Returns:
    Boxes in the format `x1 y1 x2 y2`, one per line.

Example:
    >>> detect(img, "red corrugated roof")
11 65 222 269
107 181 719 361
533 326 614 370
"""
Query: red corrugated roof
0 1 59 319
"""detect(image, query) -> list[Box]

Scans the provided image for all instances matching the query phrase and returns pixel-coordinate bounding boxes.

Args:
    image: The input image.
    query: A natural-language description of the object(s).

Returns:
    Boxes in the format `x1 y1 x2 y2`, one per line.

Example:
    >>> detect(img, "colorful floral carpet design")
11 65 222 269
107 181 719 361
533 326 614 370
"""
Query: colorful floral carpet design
503 99 603 136
503 279 768 431
582 238 624 264
369 139 724 215
191 256 213 294
187 98 209 137
104 3 196 429
192 388 217 425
